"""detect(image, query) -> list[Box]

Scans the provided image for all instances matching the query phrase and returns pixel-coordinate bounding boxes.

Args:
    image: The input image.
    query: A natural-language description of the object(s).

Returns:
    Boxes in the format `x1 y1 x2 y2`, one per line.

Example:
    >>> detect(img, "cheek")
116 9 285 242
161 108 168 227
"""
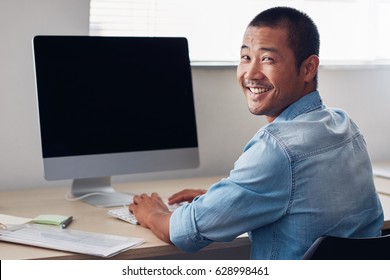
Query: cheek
267 69 293 90
236 66 244 83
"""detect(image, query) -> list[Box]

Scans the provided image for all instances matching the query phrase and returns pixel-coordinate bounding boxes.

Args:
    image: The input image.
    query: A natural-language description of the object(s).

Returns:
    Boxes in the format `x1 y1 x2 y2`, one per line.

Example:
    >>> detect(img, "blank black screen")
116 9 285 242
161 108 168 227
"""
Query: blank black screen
34 36 198 158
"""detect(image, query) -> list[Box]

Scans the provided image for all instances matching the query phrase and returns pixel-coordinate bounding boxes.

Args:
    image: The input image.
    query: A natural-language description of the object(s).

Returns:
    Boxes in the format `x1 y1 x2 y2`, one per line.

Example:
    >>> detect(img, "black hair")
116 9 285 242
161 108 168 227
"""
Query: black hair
249 7 320 85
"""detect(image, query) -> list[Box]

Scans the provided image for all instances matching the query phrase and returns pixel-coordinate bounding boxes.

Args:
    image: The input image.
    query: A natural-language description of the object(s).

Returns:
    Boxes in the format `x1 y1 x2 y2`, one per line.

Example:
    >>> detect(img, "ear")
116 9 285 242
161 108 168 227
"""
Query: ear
301 55 319 83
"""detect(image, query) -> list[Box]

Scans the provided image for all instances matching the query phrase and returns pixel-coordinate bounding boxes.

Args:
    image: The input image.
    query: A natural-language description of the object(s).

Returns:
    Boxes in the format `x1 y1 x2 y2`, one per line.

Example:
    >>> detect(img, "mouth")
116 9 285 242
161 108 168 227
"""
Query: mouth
244 80 273 95
248 87 272 94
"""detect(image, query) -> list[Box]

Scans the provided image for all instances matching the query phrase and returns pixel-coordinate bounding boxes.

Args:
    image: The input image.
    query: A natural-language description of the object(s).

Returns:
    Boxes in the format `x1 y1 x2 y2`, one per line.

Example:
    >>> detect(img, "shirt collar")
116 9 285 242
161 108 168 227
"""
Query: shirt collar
274 91 323 122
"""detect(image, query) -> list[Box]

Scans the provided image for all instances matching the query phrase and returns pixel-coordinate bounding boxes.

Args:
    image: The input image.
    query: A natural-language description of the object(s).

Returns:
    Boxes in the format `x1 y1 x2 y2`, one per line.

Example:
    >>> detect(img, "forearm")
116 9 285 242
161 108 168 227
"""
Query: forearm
147 211 172 244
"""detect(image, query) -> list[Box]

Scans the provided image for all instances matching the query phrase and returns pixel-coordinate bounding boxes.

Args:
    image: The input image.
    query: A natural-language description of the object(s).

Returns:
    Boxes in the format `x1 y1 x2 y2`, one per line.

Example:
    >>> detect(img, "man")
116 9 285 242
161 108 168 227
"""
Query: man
129 6 384 259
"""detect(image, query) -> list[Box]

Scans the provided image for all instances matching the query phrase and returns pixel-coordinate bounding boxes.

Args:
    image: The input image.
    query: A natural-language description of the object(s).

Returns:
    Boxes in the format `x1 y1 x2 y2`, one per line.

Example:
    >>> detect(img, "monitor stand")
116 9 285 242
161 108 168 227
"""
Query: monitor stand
71 177 133 207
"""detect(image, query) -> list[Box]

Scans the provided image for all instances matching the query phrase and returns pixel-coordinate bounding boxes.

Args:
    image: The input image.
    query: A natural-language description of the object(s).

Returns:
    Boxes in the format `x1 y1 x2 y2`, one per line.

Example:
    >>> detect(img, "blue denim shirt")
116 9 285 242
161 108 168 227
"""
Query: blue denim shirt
170 91 384 259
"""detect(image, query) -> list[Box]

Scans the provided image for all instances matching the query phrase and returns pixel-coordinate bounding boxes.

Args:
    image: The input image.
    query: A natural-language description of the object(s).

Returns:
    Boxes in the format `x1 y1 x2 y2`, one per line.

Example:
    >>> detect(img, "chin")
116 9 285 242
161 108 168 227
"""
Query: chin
248 106 263 116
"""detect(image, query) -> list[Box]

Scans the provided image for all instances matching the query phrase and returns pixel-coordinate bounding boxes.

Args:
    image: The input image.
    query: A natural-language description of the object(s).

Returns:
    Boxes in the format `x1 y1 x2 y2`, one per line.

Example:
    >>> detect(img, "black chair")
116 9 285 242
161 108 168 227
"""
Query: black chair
303 221 390 260
302 234 390 259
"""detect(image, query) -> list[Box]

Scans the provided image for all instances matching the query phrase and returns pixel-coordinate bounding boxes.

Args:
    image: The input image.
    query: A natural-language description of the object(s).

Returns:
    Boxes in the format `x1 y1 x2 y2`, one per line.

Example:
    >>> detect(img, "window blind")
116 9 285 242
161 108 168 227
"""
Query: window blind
90 0 390 65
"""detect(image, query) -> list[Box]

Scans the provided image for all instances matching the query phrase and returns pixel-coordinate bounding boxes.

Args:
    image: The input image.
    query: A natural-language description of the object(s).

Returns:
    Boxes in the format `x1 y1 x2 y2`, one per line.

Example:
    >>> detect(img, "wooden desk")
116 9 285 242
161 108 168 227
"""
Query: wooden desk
1 176 389 260
0 176 251 260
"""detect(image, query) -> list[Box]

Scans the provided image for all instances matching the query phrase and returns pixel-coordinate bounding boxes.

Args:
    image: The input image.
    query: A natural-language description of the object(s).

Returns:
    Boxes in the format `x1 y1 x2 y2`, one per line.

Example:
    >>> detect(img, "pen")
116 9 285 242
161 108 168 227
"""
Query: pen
61 216 73 229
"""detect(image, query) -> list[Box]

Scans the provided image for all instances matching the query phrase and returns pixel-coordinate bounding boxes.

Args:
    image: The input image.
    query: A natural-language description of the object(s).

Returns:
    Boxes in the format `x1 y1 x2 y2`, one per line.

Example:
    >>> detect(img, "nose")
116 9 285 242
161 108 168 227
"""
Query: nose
245 60 264 81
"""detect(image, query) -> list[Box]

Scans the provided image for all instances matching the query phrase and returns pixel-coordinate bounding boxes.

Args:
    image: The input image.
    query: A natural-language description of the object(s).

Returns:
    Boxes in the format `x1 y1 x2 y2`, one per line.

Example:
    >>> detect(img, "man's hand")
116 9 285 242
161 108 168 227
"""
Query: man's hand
168 189 207 205
129 192 172 244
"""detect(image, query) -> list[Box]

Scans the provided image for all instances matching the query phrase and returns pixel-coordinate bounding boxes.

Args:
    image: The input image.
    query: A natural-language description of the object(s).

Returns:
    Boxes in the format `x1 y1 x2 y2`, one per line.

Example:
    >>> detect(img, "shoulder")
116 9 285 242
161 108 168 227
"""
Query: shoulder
264 106 361 159
231 128 293 183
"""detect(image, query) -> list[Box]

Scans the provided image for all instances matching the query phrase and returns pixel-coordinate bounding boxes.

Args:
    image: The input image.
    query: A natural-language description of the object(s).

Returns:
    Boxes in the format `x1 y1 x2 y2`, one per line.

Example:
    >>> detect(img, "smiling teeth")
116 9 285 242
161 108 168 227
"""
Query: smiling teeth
250 87 270 94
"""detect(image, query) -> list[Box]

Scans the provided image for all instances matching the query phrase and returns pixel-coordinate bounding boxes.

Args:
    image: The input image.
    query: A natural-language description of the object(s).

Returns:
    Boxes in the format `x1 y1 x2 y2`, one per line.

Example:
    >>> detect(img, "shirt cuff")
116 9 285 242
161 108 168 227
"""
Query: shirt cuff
170 204 213 252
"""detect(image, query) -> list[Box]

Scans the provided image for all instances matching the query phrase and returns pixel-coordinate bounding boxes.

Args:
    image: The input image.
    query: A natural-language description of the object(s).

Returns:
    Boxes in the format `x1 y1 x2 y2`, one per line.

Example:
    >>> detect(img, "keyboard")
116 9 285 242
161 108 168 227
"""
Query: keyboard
107 203 185 225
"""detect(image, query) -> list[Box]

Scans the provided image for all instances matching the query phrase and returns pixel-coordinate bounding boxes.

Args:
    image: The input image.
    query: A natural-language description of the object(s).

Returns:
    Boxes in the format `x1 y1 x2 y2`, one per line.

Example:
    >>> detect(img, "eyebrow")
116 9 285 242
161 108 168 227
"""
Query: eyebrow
240 45 278 53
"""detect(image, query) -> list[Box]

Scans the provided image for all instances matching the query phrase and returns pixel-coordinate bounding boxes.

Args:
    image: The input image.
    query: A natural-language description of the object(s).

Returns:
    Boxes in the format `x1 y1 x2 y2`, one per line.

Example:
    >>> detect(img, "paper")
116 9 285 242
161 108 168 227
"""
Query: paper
0 214 32 227
0 223 144 258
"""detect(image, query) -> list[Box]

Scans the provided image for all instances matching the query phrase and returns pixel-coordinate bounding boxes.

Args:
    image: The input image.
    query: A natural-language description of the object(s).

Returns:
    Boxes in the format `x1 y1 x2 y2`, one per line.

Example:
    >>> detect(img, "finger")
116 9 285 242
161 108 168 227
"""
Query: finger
168 189 206 204
168 193 189 204
133 194 143 204
168 190 187 200
151 192 162 200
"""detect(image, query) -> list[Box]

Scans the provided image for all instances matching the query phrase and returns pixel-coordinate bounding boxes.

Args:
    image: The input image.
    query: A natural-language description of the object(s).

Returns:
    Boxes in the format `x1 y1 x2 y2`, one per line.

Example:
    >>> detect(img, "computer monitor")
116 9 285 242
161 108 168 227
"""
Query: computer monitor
33 36 199 207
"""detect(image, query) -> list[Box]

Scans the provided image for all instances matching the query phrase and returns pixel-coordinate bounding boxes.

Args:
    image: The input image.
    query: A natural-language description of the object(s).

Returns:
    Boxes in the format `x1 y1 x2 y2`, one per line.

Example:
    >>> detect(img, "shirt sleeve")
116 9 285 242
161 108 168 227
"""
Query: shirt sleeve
169 129 293 252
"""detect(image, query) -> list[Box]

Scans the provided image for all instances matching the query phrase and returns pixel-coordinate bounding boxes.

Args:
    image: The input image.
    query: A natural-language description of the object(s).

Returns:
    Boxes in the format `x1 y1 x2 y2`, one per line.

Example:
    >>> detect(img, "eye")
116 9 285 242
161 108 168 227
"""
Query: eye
240 55 250 62
262 56 274 63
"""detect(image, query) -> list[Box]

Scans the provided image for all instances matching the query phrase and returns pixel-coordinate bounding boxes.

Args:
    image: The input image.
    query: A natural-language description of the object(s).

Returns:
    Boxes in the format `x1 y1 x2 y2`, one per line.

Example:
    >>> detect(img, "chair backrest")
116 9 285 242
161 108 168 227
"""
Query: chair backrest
303 234 390 260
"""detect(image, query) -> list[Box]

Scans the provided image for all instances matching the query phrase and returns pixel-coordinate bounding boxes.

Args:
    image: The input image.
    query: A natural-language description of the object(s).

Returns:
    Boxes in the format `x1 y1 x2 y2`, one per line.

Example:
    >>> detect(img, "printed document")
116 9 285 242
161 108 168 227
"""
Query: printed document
0 223 144 258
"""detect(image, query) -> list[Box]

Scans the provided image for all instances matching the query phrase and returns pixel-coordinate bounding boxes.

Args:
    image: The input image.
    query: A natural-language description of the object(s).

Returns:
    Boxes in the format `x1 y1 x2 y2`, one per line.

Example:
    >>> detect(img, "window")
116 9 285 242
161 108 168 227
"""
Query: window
90 0 390 65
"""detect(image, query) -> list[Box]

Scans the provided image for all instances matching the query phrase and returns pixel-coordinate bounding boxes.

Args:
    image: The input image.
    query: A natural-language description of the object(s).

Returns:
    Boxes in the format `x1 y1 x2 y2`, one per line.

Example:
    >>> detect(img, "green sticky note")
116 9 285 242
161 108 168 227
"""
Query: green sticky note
32 214 70 226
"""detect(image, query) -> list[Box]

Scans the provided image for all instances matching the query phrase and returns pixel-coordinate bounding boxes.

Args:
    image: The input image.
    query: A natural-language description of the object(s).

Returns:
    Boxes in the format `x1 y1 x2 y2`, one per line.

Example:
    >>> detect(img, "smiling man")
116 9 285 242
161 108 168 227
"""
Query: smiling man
237 25 318 121
129 6 384 259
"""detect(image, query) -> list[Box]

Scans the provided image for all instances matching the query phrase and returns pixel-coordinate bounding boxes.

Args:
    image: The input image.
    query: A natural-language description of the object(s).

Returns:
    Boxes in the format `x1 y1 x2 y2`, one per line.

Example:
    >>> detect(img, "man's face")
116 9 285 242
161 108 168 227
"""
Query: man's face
237 26 309 122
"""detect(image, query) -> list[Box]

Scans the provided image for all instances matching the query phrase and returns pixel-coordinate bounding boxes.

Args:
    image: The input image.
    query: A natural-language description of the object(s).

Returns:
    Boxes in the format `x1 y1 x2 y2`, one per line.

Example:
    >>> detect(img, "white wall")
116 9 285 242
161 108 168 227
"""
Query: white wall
319 67 390 160
0 0 90 190
0 0 389 191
